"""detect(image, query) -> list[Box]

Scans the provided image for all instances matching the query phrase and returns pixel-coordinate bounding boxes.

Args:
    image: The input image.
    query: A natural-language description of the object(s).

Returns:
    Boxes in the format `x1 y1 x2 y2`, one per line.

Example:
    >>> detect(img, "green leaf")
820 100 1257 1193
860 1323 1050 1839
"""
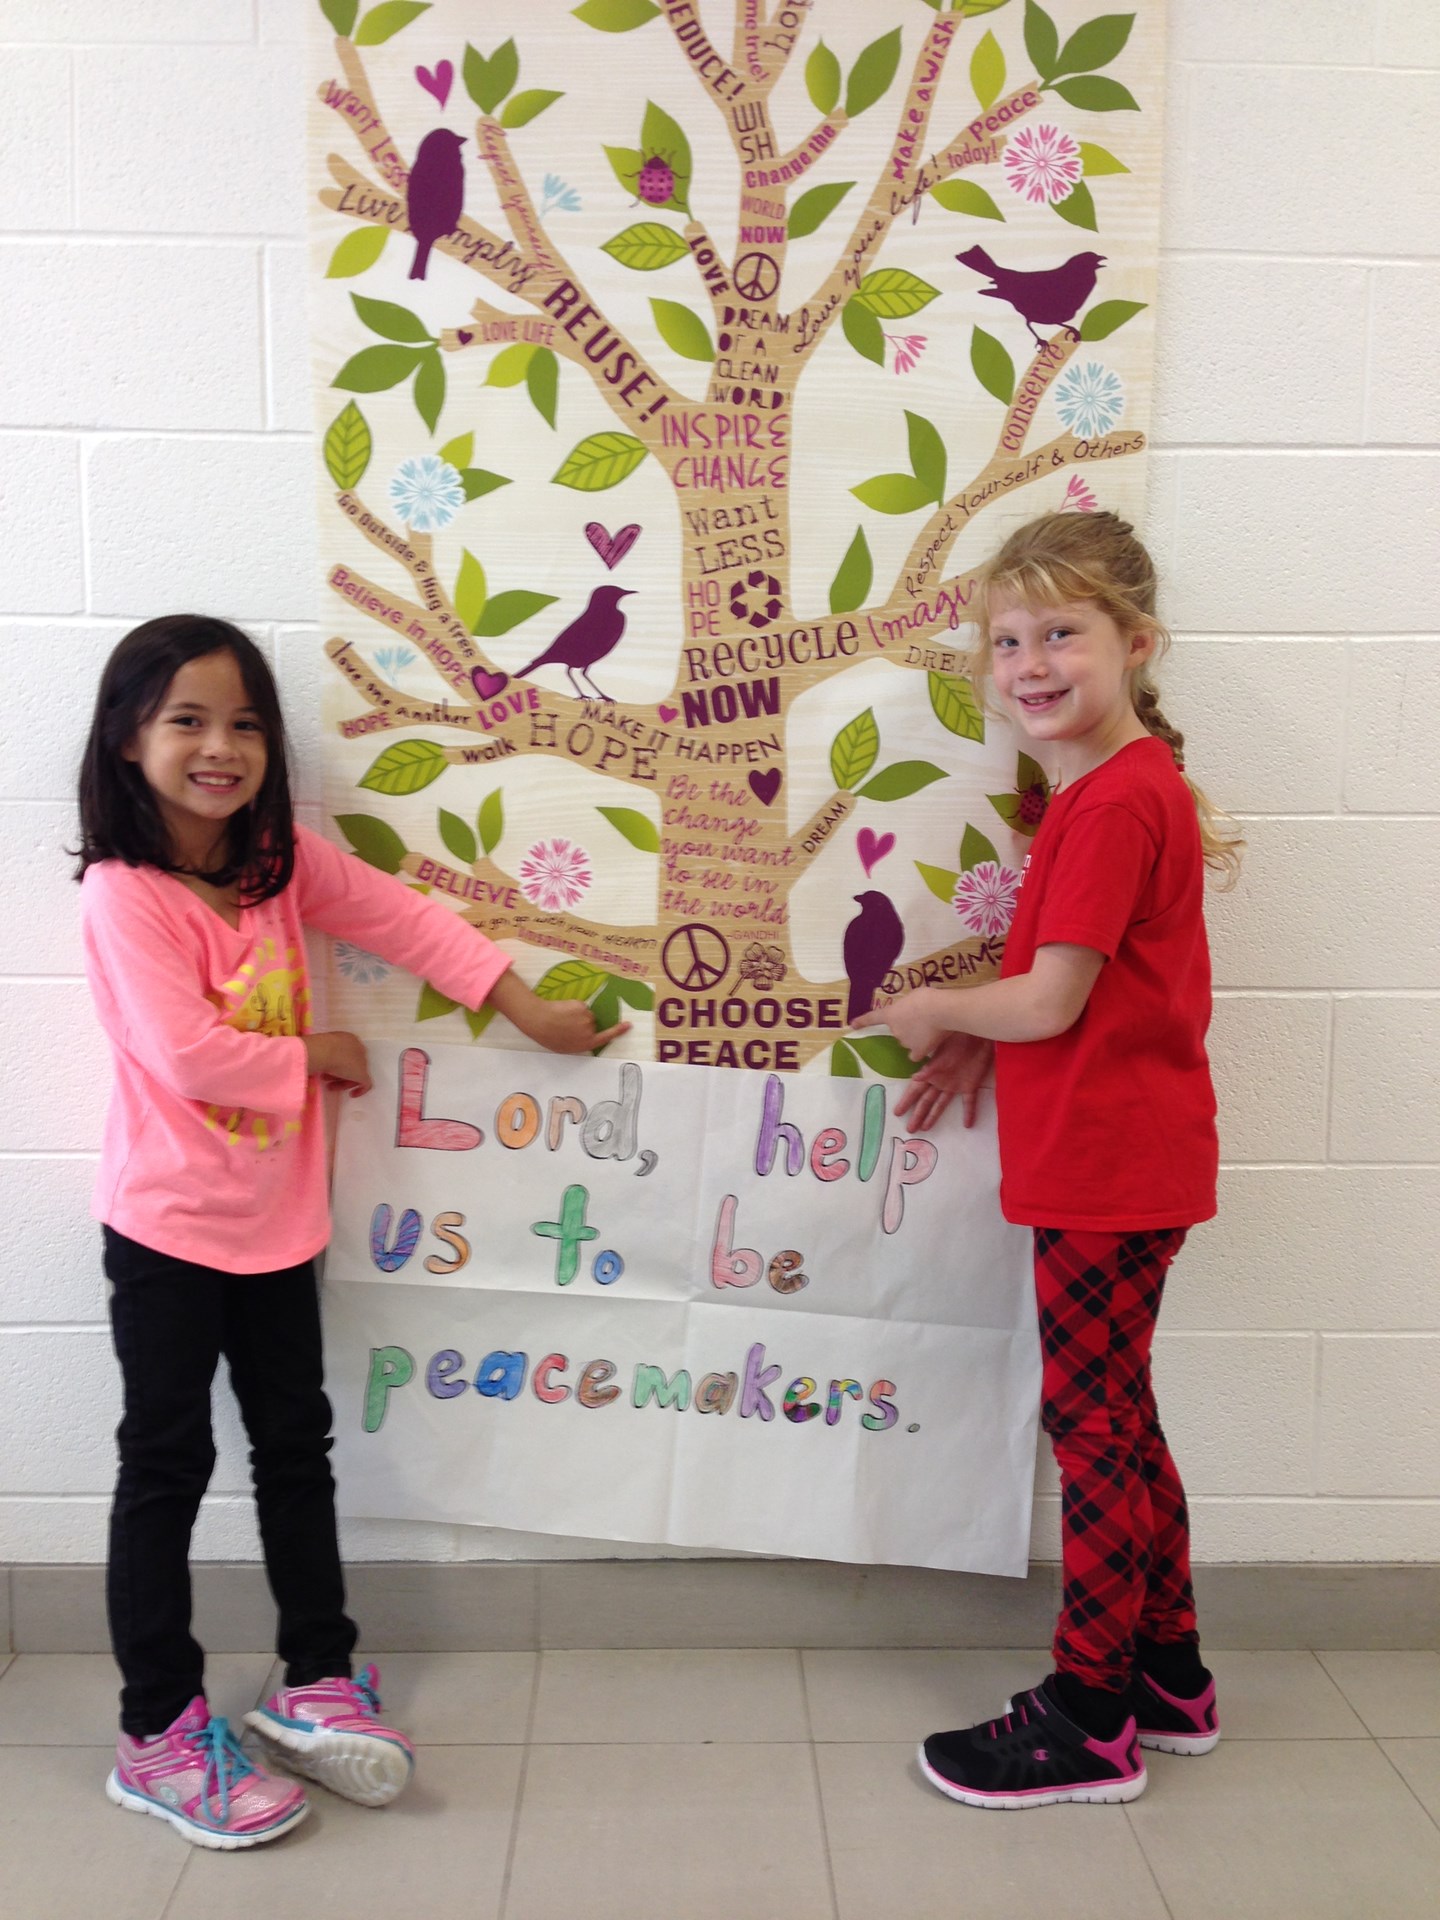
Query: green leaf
613 975 655 1009
454 550 487 633
1079 297 1146 341
325 225 388 278
1048 73 1140 111
931 178 1005 221
1052 179 1098 231
989 791 1035 837
332 344 427 392
841 297 886 366
413 349 445 432
534 959 609 1002
354 1 430 46
854 267 941 319
501 88 563 129
851 473 933 515
438 809 478 866
906 410 947 506
1079 140 1129 176
970 325 1015 406
335 813 407 874
438 431 474 469
1017 752 1049 794
486 341 538 387
461 468 511 500
604 145 644 195
830 1039 863 1078
477 789 504 855
830 709 880 791
916 861 960 903
845 26 902 118
417 981 459 1021
323 401 372 490
552 431 648 491
856 761 948 802
527 347 559 426
359 739 450 797
1054 12 1135 77
598 805 660 854
960 824 1000 871
1023 0 1060 80
849 1035 921 1079
640 100 692 211
805 38 841 114
929 671 985 743
788 179 854 240
464 1003 497 1040
475 590 558 637
464 38 519 115
956 0 1013 14
829 526 873 616
650 297 713 362
320 0 359 35
601 222 692 271
572 0 661 29
970 28 1006 110
351 292 432 343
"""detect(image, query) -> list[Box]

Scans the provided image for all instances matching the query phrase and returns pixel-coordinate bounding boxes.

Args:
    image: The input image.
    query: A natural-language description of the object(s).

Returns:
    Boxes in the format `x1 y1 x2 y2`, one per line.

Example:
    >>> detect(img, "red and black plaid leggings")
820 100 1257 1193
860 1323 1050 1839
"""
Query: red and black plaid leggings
1035 1226 1200 1692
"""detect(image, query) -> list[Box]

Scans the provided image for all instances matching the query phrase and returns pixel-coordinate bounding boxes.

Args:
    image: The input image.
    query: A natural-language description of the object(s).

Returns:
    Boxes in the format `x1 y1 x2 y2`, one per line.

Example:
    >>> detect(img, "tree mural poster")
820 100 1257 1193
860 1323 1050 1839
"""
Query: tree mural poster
308 0 1165 1572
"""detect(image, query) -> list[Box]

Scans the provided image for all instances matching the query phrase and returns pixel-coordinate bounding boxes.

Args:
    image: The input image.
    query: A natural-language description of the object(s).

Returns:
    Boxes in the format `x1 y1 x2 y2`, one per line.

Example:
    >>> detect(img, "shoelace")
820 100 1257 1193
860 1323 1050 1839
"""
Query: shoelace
190 1715 256 1824
351 1666 382 1717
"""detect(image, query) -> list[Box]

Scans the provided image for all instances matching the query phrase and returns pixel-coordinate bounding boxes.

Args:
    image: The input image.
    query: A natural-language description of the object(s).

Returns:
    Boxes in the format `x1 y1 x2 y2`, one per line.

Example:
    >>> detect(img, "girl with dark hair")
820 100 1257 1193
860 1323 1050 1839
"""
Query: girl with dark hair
76 616 626 1850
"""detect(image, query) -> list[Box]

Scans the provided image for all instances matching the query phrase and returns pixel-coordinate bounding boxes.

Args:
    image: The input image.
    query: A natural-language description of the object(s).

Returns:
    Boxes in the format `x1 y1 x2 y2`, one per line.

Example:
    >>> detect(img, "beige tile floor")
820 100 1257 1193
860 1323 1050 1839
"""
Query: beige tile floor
2 1647 1439 1919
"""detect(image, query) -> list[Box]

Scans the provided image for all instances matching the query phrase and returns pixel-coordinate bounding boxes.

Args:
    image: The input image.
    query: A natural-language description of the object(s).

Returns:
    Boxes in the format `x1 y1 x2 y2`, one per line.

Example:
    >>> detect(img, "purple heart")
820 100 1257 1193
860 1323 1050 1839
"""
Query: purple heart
857 828 895 876
749 769 781 807
657 703 679 723
471 666 509 700
416 61 453 109
586 521 642 570
456 329 474 345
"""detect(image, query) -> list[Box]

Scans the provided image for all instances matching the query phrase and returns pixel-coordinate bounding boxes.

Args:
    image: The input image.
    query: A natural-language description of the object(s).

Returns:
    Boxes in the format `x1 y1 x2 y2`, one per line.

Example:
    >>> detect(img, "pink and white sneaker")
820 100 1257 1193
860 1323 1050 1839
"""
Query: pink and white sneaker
1132 1669 1221 1755
244 1664 414 1807
107 1697 309 1849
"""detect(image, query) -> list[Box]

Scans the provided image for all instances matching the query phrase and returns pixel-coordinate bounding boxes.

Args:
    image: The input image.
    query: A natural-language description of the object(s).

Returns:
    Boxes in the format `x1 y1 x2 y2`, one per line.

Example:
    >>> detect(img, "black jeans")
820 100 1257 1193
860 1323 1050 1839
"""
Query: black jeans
104 1227 357 1735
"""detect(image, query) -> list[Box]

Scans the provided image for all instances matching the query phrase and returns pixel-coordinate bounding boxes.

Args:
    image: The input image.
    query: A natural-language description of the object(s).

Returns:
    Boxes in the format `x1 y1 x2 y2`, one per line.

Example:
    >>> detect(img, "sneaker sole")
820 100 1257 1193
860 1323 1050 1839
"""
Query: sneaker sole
106 1769 309 1849
917 1744 1146 1809
1138 1728 1221 1756
243 1713 414 1808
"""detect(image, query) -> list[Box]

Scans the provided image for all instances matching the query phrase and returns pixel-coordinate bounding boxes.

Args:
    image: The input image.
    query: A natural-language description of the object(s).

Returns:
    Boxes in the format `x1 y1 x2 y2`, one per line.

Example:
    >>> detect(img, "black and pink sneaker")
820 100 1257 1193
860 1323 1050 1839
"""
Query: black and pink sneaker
919 1676 1146 1810
1131 1669 1221 1755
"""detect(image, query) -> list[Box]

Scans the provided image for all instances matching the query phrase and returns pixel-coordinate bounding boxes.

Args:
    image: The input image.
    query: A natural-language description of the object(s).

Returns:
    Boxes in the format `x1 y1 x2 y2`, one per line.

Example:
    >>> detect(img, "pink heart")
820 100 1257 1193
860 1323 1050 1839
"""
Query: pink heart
657 703 679 723
416 61 453 108
471 666 508 700
857 828 895 876
749 768 781 807
586 521 642 570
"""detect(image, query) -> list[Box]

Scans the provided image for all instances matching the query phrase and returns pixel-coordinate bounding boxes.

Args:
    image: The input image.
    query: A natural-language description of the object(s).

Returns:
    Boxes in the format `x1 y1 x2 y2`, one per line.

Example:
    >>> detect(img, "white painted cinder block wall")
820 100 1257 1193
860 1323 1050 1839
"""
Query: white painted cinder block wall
1 2 1436 1569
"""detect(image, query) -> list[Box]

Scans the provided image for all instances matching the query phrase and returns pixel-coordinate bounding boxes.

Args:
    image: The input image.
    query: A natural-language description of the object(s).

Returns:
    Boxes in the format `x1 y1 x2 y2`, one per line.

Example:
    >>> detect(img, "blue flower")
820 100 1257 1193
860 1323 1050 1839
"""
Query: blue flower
541 173 582 215
334 942 392 986
1054 361 1125 439
388 456 465 532
374 646 417 677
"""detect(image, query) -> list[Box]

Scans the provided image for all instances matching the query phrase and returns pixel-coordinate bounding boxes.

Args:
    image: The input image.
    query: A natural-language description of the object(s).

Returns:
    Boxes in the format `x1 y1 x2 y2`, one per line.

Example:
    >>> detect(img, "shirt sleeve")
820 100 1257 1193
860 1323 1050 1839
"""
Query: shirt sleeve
292 825 512 1009
80 866 309 1114
1032 800 1159 961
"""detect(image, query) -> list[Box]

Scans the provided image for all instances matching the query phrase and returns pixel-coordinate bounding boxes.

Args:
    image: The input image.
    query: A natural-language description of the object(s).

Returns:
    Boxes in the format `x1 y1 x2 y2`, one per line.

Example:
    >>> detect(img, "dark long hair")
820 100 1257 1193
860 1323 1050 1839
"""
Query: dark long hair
74 615 296 903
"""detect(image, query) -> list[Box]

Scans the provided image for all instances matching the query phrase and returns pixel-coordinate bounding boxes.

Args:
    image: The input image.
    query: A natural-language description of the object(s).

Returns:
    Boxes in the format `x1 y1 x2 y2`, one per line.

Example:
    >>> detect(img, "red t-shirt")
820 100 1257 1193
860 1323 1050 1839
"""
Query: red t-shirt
995 736 1218 1231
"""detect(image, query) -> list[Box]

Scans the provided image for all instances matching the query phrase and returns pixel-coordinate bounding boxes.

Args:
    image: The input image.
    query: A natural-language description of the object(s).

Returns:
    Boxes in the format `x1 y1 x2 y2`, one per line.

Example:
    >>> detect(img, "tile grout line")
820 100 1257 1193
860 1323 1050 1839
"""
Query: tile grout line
495 1643 545 1919
1122 1799 1178 1920
796 1650 844 1920
1374 1739 1440 1839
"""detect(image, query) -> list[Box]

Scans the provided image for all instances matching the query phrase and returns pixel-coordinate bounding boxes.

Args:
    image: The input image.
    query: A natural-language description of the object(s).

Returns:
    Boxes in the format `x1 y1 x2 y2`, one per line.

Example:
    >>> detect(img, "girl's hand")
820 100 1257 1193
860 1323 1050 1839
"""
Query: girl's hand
303 1029 372 1096
852 988 943 1062
894 1033 994 1133
486 970 630 1054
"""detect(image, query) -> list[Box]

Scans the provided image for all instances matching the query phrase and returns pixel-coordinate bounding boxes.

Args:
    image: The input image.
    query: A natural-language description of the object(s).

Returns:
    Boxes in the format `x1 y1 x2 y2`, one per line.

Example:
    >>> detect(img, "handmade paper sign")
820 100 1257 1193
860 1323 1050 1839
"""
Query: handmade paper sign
309 0 1166 1570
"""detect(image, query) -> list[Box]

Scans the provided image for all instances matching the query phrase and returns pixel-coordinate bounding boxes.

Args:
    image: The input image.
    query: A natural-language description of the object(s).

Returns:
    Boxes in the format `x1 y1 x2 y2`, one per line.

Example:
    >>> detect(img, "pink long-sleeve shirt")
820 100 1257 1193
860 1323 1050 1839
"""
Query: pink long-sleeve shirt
80 825 511 1273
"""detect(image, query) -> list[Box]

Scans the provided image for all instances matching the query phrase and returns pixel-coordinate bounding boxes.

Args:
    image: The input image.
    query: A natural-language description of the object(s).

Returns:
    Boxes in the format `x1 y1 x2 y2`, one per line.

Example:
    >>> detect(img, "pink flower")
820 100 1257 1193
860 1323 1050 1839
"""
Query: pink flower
953 860 1022 938
1002 123 1083 206
1062 473 1099 513
518 837 593 912
885 332 928 375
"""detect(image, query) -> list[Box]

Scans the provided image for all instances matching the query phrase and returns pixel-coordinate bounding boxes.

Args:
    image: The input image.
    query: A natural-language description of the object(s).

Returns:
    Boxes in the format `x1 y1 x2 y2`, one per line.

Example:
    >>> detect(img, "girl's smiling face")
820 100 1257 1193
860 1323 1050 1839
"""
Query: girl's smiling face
122 650 268 866
988 595 1154 775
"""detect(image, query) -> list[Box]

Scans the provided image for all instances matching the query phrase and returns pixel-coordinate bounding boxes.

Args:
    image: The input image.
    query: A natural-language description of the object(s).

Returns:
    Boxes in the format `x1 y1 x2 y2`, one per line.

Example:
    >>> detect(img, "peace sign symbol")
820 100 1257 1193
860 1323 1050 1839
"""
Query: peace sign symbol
662 923 731 992
733 251 780 302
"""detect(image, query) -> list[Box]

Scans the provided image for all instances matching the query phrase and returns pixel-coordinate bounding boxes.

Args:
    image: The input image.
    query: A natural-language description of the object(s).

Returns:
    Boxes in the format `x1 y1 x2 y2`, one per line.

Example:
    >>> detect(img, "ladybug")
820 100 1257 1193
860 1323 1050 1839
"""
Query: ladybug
636 151 677 206
1018 782 1049 826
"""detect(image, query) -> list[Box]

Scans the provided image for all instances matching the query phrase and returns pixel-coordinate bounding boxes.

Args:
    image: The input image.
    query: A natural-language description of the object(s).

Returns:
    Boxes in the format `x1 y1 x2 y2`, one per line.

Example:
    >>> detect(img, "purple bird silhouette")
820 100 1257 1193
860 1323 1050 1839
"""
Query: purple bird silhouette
956 246 1106 349
407 128 466 281
519 586 635 700
843 891 904 1026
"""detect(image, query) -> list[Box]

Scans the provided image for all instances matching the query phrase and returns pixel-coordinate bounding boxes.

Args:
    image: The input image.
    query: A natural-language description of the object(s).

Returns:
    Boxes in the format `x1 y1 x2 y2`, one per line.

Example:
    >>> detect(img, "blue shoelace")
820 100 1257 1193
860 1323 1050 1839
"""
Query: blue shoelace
352 1666 382 1716
190 1715 256 1824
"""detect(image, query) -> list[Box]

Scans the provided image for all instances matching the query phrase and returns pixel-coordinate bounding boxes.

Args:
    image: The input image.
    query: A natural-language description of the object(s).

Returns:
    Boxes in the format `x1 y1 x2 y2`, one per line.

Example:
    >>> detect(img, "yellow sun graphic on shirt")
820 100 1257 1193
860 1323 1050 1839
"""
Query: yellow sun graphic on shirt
203 937 310 1150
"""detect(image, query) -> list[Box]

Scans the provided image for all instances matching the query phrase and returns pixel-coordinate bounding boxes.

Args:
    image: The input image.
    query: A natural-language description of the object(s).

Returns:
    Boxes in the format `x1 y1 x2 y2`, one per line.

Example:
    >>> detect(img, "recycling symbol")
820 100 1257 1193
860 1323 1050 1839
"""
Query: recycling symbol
728 571 783 631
